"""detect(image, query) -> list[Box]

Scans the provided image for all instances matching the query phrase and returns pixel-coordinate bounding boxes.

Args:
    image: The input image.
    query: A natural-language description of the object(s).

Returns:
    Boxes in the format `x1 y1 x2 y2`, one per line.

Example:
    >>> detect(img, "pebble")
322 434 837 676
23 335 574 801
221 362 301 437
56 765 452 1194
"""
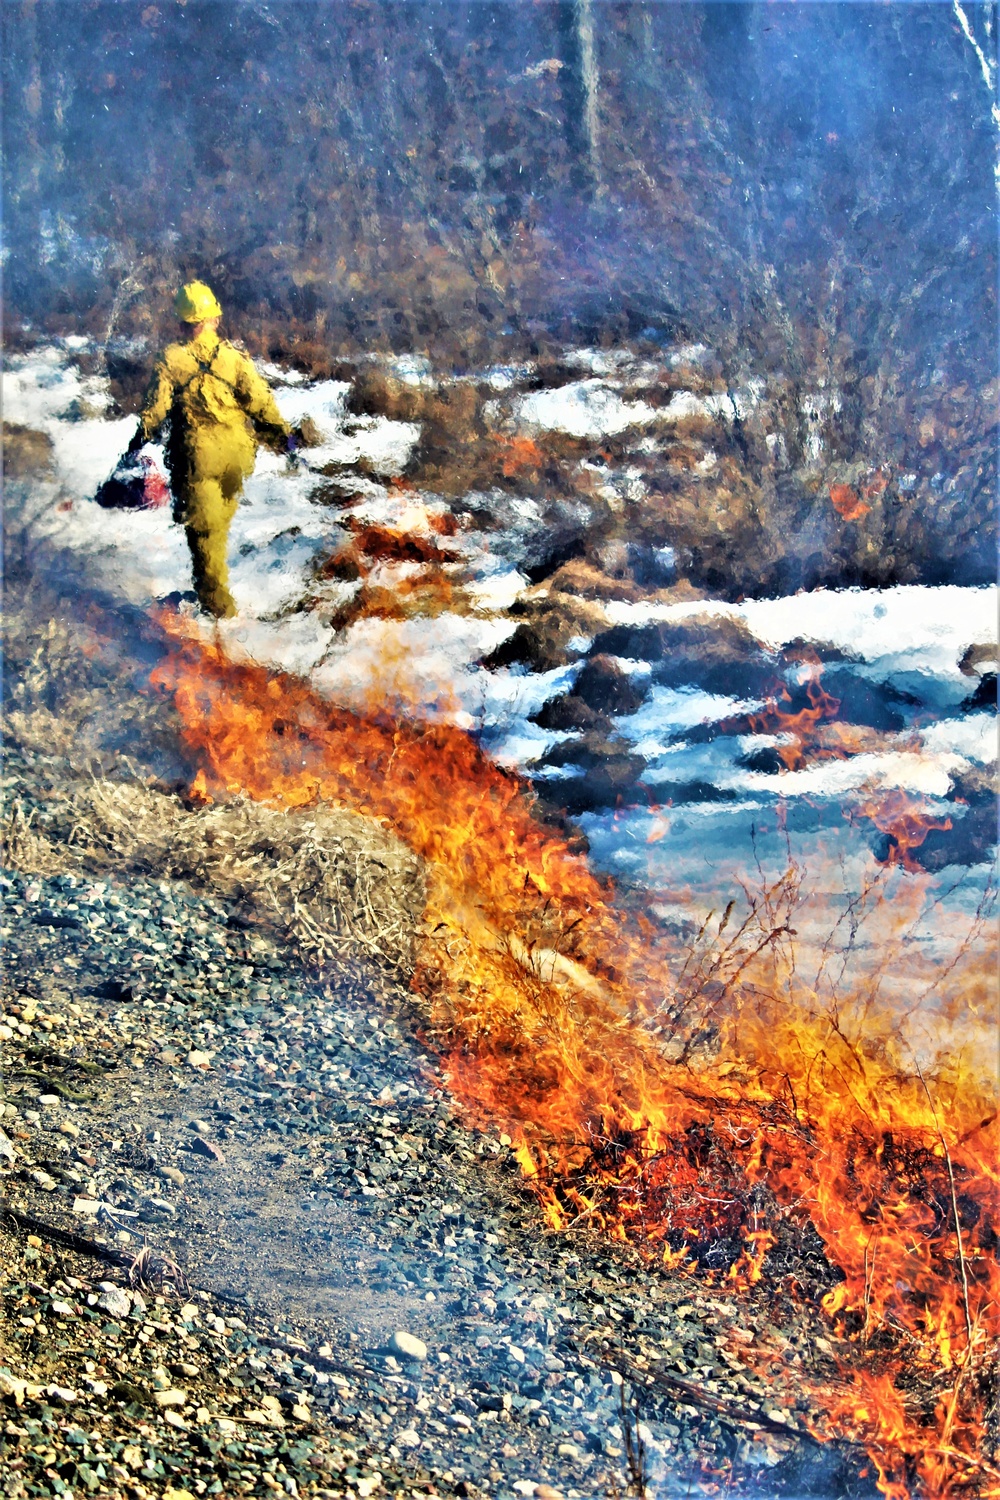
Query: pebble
97 1283 132 1319
160 1165 186 1185
389 1330 428 1361
153 1387 188 1408
190 1134 225 1163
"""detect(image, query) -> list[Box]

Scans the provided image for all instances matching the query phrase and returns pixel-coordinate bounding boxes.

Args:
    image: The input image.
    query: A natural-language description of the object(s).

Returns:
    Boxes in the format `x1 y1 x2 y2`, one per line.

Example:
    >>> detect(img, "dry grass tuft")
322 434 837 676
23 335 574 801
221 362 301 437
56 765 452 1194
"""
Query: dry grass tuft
3 770 425 972
2 584 425 973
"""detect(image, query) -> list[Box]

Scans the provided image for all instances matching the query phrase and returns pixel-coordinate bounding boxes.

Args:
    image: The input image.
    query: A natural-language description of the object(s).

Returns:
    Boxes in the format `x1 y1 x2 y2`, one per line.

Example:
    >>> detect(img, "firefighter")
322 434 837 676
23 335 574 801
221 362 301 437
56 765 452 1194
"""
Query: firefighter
127 280 304 619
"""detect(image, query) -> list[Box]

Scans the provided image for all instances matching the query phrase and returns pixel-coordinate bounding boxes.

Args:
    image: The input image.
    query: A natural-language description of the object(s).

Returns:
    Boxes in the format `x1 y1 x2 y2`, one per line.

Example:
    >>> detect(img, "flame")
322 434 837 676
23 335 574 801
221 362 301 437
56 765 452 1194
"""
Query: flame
745 657 842 770
853 789 953 871
830 482 871 521
497 434 545 477
149 620 999 1496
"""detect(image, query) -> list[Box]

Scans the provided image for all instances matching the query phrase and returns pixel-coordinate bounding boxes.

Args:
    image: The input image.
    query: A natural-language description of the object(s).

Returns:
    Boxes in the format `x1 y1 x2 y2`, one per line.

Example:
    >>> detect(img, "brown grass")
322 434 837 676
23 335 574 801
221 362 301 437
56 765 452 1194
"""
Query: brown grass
2 586 425 973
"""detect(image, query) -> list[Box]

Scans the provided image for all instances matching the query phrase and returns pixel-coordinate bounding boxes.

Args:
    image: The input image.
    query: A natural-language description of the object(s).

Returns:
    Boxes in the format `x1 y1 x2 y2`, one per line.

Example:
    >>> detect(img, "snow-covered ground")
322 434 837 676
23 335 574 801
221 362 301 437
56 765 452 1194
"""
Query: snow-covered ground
5 341 996 920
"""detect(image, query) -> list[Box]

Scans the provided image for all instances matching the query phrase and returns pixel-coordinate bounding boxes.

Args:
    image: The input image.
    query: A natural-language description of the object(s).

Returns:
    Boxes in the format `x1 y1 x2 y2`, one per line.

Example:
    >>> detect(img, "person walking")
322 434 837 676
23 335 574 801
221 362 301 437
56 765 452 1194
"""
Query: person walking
126 280 306 619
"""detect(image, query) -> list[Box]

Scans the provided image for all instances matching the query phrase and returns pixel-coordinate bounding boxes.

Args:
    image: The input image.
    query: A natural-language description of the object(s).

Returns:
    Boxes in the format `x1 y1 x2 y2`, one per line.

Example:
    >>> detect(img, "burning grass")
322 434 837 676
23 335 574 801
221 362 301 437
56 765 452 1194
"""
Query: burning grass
147 619 999 1500
1 595 425 971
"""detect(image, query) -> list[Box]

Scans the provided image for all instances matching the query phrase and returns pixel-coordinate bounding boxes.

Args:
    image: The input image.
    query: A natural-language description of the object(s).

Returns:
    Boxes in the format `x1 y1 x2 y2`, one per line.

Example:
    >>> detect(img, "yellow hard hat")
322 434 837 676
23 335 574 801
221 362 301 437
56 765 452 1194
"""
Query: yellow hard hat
174 280 222 322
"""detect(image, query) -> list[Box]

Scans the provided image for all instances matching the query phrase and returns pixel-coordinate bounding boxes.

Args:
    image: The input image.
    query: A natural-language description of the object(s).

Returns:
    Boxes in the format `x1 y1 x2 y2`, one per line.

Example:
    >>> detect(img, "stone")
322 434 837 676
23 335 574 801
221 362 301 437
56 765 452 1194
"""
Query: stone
389 1330 427 1361
45 1384 77 1403
98 1284 133 1320
153 1388 187 1408
159 1166 186 1186
0 1369 26 1406
396 1429 420 1448
190 1135 225 1163
187 1050 213 1068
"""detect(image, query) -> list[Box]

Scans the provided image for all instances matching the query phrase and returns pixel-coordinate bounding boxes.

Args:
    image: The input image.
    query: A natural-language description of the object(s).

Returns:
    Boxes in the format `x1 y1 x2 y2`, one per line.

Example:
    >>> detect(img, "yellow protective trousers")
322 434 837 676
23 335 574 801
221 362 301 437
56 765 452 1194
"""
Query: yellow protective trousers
173 422 257 619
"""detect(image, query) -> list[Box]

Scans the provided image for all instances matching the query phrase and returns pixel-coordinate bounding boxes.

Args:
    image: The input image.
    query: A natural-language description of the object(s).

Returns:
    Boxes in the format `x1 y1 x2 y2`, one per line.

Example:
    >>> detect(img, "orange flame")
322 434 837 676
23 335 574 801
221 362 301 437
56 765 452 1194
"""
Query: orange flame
149 620 999 1497
745 657 842 770
853 789 953 871
830 482 871 522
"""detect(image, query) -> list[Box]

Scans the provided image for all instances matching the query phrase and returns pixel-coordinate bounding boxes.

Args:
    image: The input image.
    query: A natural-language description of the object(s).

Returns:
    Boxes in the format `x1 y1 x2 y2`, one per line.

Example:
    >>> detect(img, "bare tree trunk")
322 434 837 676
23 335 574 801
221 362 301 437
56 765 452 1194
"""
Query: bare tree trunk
575 0 601 187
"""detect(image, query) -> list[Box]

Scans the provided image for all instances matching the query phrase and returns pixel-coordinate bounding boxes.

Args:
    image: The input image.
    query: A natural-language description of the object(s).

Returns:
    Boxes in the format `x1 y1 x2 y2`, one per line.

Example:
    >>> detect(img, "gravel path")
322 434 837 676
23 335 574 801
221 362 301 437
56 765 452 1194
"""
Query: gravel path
0 856 873 1500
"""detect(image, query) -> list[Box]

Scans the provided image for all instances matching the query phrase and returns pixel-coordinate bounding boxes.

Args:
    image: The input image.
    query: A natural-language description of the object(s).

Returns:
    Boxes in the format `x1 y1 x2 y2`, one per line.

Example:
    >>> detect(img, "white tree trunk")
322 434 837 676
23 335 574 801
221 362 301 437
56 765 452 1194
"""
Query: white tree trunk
575 0 601 186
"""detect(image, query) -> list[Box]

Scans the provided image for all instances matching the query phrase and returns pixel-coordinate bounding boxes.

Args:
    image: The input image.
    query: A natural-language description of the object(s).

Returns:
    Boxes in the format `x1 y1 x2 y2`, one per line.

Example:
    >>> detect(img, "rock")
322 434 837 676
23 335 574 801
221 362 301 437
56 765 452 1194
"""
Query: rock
573 655 648 715
58 1119 81 1138
0 1128 15 1164
50 1299 76 1317
159 1166 186 1185
245 1405 285 1427
190 1136 225 1163
97 1284 132 1320
2 423 54 478
535 1487 564 1500
153 1388 187 1408
45 1384 77 1403
0 1369 26 1405
389 1330 427 1361
556 1442 581 1458
187 1050 213 1068
31 1168 57 1191
396 1428 420 1448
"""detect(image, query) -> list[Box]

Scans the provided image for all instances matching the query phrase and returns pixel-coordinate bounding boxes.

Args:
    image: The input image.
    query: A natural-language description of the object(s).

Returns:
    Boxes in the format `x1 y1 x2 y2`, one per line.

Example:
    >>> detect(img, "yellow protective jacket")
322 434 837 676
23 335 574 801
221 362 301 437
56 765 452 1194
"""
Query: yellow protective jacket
138 328 289 448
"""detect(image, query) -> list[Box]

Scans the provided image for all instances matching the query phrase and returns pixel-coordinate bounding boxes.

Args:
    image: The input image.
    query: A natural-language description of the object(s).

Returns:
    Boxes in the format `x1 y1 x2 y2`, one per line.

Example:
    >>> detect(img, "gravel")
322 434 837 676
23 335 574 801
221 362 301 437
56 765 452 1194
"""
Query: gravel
0 860 872 1500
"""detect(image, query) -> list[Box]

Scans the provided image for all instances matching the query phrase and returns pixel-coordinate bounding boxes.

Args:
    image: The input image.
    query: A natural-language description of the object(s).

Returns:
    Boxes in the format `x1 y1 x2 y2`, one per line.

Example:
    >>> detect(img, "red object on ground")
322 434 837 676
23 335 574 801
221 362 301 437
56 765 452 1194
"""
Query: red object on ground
829 482 870 521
